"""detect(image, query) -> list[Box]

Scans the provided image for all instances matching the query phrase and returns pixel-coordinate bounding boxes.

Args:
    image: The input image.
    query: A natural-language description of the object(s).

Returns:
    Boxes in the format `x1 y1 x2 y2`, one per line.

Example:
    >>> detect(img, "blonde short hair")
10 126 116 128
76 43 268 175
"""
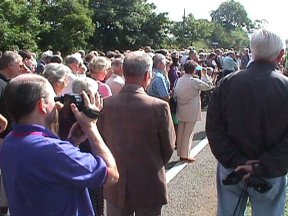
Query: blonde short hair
89 57 111 74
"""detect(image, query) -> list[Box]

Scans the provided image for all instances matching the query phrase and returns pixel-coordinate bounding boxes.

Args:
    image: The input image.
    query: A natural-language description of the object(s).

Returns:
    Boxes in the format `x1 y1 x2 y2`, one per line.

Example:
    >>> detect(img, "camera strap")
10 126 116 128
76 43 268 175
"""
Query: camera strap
82 107 101 119
232 182 248 216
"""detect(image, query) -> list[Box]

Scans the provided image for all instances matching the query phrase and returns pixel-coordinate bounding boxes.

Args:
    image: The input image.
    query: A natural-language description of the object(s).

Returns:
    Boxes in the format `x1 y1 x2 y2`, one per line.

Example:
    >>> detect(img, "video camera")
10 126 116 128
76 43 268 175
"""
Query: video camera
222 170 272 193
54 94 100 139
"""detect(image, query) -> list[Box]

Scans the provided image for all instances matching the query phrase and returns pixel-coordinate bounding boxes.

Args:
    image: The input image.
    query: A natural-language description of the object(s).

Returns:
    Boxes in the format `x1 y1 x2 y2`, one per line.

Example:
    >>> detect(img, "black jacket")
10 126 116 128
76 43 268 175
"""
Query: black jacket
206 60 288 178
0 73 10 138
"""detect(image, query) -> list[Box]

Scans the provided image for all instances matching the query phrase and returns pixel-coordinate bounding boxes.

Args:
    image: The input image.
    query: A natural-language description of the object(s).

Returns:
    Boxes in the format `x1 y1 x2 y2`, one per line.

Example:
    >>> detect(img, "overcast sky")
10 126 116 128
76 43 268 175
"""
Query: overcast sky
147 0 288 44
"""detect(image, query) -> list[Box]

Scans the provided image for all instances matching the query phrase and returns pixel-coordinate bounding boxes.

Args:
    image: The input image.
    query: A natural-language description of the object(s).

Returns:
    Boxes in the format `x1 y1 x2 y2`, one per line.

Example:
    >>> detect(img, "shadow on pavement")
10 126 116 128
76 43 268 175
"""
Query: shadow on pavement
193 131 206 141
165 161 179 171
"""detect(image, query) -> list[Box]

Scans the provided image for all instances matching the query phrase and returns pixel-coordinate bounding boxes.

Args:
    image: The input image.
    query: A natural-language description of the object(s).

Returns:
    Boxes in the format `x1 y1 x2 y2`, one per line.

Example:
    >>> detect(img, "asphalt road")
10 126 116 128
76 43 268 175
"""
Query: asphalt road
163 111 218 216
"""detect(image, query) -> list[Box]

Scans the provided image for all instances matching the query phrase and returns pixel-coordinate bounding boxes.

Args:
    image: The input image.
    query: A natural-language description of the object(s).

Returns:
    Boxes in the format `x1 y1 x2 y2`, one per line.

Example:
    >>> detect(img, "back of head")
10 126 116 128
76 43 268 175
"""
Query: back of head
4 74 50 122
72 77 98 95
0 51 22 70
41 50 53 62
250 29 283 61
78 50 85 58
18 50 33 60
123 51 152 78
152 53 166 69
155 49 168 57
43 63 71 86
85 53 96 63
111 58 124 69
65 54 82 66
50 55 63 64
184 60 197 74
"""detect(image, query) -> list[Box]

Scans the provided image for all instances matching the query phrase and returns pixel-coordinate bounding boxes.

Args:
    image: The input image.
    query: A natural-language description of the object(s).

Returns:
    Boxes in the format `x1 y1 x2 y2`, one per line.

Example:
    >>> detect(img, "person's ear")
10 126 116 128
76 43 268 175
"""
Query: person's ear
37 98 48 114
144 70 151 81
276 49 285 62
142 70 151 89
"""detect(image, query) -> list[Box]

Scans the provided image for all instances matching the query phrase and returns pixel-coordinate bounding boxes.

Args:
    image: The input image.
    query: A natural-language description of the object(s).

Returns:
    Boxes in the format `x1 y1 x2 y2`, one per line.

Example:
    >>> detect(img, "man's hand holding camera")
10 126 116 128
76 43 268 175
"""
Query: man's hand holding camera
68 91 102 146
68 90 118 185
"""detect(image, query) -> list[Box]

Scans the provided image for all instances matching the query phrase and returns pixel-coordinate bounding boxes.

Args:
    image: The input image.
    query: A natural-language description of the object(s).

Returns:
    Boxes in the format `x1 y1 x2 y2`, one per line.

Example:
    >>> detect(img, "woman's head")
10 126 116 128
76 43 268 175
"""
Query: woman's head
43 63 71 95
89 57 111 81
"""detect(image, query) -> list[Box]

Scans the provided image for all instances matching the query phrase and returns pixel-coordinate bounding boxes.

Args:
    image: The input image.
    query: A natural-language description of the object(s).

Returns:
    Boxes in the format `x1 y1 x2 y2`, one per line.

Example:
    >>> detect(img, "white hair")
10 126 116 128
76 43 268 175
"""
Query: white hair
72 77 98 95
123 51 153 77
250 29 284 61
43 63 71 86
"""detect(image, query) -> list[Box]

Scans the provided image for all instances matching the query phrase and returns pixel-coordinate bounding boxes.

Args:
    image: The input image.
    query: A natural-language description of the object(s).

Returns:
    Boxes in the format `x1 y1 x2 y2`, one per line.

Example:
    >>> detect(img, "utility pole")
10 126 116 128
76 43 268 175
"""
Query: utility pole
182 8 186 48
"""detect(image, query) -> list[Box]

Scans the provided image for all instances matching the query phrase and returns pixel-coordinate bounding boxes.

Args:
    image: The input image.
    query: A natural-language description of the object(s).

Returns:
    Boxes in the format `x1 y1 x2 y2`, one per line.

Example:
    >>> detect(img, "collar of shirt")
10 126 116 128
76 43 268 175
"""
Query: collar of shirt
0 72 10 82
121 84 146 94
154 68 165 75
11 124 58 139
183 73 193 78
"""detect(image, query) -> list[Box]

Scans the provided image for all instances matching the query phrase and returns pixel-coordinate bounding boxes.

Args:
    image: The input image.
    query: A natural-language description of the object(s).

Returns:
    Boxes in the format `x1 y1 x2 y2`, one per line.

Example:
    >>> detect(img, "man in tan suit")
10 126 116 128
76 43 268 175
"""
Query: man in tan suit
98 51 175 216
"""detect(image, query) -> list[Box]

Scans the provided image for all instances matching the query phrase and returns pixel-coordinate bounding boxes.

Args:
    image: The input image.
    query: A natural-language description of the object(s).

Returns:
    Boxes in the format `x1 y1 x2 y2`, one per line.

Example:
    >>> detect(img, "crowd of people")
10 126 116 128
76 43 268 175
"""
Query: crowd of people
0 28 287 216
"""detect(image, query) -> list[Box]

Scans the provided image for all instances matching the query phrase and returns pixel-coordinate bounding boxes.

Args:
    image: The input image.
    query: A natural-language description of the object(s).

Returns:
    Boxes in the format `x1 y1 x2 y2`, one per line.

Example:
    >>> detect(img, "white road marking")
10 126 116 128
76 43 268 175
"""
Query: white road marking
166 138 209 184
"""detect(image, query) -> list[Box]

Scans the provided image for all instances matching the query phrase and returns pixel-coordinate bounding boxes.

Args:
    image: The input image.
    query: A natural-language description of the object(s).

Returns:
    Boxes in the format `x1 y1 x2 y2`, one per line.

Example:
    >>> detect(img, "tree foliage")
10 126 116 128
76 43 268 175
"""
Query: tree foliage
89 0 171 51
0 0 44 51
38 0 95 55
210 0 252 31
0 0 260 54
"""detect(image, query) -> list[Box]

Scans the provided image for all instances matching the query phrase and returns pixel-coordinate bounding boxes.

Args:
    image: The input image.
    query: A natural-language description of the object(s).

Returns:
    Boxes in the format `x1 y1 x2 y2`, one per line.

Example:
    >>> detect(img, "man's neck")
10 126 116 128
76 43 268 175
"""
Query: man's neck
18 113 45 126
114 71 123 77
0 69 11 80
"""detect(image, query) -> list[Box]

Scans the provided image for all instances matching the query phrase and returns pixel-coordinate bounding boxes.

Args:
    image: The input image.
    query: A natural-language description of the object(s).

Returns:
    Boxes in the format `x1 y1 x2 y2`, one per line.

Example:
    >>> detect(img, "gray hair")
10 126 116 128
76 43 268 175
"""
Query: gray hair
72 77 98 95
111 58 124 68
0 51 22 70
41 50 53 60
65 54 82 66
123 51 152 77
43 63 71 86
152 53 166 69
250 29 284 61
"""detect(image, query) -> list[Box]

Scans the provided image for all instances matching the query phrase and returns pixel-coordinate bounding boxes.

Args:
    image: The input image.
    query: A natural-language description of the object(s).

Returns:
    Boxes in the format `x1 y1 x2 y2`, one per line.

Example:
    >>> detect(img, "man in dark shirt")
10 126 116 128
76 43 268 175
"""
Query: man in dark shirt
0 51 23 140
0 51 23 215
206 29 288 216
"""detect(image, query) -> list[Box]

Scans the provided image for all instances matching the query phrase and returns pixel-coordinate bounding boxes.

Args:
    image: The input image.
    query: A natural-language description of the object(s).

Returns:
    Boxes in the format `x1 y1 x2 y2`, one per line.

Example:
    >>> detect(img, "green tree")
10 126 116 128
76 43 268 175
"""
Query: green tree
209 23 249 49
170 14 213 49
252 19 268 30
210 0 252 31
0 0 44 51
89 0 171 51
38 0 95 55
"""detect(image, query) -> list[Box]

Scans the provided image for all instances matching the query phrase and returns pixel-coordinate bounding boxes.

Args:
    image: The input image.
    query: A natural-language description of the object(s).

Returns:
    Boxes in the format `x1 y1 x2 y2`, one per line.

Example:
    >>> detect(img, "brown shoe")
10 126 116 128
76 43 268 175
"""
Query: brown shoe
180 157 196 163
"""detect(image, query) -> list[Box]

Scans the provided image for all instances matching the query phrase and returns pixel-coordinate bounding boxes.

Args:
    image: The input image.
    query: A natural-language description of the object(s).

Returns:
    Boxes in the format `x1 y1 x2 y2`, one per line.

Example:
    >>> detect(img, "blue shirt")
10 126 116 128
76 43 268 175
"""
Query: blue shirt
147 70 170 98
223 56 238 71
0 124 107 216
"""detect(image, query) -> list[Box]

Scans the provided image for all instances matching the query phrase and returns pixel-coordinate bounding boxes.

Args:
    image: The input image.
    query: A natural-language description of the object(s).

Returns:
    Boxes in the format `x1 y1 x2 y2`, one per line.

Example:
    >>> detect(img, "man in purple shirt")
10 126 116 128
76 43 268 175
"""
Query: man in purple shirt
0 73 118 216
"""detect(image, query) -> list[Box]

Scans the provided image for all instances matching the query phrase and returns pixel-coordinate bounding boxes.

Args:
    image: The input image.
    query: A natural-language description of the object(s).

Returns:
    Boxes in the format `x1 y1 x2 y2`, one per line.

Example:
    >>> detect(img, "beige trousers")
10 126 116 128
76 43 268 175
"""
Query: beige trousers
176 121 196 158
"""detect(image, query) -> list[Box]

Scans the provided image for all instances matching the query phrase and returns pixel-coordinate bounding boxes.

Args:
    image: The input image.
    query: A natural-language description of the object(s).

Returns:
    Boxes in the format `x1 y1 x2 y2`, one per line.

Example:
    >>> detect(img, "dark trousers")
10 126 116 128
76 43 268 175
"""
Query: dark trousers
106 201 162 216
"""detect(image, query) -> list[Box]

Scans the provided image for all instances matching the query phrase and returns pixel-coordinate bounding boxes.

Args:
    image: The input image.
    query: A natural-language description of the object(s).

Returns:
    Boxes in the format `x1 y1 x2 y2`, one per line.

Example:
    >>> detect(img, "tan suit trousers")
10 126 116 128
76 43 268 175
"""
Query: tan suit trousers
176 121 196 158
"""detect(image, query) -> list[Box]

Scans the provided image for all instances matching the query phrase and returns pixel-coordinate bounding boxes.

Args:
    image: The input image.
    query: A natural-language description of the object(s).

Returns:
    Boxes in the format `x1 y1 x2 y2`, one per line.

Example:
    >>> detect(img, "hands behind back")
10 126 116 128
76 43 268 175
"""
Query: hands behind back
234 160 260 181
